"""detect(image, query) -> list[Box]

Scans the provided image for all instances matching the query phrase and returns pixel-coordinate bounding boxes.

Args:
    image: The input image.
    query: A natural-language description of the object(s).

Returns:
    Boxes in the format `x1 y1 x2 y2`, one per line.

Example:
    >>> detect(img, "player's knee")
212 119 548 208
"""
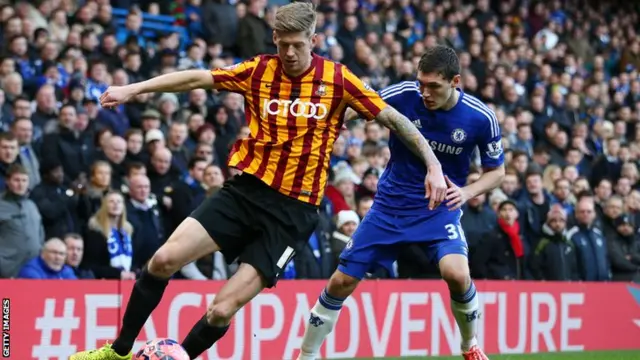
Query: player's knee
440 264 470 293
327 271 359 298
148 247 181 277
207 297 239 326
439 255 470 292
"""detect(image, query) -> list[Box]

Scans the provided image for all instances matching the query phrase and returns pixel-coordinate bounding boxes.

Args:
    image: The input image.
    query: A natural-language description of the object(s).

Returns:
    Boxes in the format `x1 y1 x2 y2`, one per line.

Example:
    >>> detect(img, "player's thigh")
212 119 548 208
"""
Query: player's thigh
189 180 255 262
149 217 222 275
239 196 319 288
420 233 470 288
338 208 401 281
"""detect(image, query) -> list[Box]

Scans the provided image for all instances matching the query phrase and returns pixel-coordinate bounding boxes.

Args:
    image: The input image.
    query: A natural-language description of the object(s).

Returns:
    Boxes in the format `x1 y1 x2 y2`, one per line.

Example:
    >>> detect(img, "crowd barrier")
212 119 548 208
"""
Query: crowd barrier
1 279 639 359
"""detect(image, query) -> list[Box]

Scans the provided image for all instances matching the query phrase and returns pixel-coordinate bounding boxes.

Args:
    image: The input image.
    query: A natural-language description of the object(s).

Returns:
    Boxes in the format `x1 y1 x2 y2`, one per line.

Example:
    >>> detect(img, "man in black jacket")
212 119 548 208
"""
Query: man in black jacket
567 193 611 281
608 214 640 281
126 174 166 270
30 158 79 239
530 204 580 281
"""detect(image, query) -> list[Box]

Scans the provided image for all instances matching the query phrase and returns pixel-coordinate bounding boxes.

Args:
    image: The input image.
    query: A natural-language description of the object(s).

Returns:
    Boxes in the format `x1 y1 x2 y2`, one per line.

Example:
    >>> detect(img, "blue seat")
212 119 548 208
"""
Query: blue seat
111 7 176 24
111 8 191 49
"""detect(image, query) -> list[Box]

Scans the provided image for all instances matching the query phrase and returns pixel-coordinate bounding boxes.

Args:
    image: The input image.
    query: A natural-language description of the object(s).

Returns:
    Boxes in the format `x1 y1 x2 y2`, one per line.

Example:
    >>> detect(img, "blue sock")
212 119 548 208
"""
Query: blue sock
450 280 477 304
318 288 345 311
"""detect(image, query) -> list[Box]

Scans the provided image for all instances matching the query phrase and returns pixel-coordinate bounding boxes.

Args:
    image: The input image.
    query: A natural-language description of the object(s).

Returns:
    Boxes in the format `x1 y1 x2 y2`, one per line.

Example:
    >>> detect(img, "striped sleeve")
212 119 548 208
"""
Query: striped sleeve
377 81 420 108
462 96 504 168
342 67 387 121
210 56 260 94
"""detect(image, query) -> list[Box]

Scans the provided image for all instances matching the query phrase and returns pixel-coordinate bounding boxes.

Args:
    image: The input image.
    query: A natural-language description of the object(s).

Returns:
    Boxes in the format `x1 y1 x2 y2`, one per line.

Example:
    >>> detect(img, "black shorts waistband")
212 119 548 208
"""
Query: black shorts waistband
230 173 319 211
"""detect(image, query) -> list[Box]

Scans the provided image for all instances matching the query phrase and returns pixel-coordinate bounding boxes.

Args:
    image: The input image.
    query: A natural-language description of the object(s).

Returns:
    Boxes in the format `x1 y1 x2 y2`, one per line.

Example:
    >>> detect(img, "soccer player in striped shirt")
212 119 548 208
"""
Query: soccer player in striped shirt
70 3 448 360
297 46 504 360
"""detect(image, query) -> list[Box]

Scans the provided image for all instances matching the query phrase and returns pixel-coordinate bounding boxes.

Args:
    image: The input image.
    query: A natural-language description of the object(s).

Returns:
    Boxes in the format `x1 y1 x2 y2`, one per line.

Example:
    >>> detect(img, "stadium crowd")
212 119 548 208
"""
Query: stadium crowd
0 0 640 283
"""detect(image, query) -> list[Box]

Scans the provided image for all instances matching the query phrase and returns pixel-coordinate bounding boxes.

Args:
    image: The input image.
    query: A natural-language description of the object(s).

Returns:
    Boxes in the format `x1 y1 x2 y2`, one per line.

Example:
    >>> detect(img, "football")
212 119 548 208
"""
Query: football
134 338 190 360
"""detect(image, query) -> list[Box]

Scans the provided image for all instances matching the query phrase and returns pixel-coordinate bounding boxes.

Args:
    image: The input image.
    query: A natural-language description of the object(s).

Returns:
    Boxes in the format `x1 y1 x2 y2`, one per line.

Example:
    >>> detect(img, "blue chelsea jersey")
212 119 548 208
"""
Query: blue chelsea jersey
373 81 504 215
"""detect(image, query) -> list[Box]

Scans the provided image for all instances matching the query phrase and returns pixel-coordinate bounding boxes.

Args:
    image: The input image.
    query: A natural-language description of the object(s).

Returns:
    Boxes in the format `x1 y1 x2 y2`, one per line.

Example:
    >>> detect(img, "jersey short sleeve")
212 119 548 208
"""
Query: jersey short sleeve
210 56 259 94
342 67 387 121
477 107 505 169
378 81 420 110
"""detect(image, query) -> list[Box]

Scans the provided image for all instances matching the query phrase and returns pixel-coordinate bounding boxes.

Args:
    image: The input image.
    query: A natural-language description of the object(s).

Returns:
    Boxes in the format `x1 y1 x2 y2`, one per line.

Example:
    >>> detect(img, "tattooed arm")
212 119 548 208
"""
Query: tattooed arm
375 106 447 209
375 106 439 167
345 104 439 169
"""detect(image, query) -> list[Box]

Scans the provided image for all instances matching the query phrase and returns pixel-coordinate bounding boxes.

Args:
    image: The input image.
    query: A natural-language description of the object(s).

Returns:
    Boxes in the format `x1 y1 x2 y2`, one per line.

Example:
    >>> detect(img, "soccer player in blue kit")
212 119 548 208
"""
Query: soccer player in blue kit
297 45 505 360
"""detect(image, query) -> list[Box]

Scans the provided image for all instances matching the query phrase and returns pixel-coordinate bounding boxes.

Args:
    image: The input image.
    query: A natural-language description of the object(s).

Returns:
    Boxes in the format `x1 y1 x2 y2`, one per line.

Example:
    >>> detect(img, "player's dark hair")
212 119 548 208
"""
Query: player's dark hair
417 45 460 80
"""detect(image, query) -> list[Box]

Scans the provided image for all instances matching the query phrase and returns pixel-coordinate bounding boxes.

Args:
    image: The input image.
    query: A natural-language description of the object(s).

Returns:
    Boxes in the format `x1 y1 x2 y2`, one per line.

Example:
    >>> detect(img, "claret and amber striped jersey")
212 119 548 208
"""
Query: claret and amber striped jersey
210 53 387 206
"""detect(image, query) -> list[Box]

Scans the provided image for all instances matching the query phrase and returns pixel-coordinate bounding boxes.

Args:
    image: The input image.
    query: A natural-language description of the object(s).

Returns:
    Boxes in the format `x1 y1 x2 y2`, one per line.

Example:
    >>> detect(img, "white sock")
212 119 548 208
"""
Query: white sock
297 288 344 360
450 281 479 352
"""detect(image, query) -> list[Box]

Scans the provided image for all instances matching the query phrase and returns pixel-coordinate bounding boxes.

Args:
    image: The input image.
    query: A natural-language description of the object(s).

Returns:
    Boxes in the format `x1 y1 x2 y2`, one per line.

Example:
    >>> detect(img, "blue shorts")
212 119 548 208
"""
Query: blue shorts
338 207 468 280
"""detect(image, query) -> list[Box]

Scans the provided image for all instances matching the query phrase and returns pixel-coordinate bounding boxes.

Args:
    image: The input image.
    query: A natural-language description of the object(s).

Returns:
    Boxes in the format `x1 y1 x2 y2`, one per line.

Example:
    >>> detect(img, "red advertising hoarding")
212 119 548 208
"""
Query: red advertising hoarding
1 280 639 359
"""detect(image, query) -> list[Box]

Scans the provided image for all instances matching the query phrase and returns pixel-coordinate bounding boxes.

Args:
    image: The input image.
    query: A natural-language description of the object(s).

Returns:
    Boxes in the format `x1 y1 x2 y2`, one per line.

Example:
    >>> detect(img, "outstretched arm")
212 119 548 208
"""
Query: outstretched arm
101 58 258 108
375 106 440 169
130 69 215 95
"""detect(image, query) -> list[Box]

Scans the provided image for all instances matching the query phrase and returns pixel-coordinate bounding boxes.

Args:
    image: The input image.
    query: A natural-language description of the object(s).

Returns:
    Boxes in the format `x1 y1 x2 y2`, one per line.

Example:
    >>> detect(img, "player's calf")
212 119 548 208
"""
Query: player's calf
326 268 360 297
110 218 221 357
439 254 480 353
297 270 359 360
181 263 266 359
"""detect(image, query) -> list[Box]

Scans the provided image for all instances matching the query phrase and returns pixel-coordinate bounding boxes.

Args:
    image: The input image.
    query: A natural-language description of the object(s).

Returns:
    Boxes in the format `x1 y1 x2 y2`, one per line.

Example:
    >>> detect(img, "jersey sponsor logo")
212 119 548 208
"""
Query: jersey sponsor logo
451 128 467 144
486 140 503 159
428 140 463 155
262 99 328 120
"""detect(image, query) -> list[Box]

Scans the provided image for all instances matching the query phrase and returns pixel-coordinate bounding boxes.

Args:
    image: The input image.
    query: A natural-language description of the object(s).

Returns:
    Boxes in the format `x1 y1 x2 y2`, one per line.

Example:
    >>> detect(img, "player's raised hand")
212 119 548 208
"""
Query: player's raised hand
444 175 471 211
425 165 447 210
100 85 137 108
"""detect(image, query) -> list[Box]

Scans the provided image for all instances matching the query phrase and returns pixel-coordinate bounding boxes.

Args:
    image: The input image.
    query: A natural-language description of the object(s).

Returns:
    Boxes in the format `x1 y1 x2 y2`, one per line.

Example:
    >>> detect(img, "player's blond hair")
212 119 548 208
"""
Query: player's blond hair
274 2 317 37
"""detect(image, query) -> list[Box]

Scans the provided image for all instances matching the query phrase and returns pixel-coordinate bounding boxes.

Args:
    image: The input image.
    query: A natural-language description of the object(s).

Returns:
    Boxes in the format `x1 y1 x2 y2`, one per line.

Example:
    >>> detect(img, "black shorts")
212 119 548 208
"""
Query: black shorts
190 173 319 287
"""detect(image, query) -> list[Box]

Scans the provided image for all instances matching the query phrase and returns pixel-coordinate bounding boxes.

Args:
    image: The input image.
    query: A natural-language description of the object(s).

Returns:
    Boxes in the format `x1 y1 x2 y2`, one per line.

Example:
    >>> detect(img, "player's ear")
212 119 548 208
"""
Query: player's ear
272 30 278 44
451 74 462 88
310 33 318 47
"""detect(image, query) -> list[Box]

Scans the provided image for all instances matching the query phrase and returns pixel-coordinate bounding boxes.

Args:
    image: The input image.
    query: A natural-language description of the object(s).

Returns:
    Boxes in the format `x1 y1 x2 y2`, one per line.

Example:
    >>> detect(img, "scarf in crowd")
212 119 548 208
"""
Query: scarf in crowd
106 228 133 272
498 218 524 258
